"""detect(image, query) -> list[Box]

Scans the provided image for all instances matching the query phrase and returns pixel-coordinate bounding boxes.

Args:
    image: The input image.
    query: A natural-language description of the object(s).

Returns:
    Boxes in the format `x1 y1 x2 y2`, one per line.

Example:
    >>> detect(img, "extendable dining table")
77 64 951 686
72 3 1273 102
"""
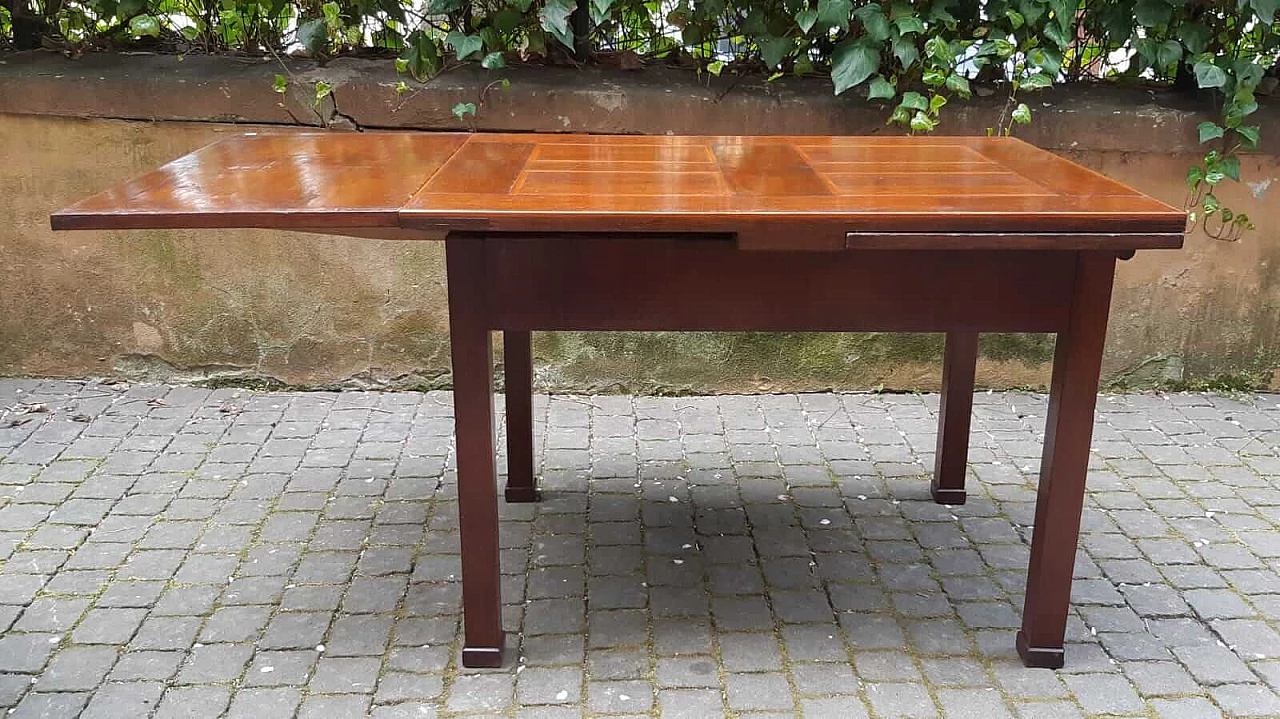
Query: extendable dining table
52 132 1186 669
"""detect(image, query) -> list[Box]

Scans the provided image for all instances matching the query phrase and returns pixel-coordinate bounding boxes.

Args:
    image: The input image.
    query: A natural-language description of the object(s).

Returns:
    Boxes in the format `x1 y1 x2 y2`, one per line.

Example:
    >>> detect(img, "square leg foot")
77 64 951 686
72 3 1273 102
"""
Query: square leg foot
929 479 966 506
1016 630 1065 669
462 643 506 668
504 485 542 503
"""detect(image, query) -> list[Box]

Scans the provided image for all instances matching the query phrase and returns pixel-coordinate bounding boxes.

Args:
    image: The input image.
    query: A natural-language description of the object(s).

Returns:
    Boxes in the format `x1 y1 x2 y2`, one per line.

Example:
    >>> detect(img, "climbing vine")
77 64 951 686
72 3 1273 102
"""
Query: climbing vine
4 0 1276 234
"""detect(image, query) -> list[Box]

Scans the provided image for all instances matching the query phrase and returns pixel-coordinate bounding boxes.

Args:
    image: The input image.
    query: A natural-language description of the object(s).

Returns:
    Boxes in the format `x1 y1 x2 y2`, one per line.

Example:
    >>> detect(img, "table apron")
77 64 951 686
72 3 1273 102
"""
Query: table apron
480 236 1082 333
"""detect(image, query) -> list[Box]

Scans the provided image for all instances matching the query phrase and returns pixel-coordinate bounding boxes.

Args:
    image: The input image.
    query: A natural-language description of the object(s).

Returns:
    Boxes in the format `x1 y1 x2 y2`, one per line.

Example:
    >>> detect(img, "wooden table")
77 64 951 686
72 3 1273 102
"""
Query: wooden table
53 132 1185 669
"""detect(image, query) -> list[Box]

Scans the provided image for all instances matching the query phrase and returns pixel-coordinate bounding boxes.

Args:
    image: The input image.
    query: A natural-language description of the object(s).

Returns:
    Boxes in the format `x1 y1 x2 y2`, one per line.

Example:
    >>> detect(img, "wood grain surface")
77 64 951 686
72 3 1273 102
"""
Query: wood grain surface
53 132 1185 249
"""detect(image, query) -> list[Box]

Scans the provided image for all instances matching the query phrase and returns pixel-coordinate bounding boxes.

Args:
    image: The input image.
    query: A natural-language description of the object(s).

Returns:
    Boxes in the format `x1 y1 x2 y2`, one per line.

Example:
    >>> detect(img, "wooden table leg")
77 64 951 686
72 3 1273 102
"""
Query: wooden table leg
503 330 540 503
932 332 978 505
446 236 505 668
1017 252 1116 669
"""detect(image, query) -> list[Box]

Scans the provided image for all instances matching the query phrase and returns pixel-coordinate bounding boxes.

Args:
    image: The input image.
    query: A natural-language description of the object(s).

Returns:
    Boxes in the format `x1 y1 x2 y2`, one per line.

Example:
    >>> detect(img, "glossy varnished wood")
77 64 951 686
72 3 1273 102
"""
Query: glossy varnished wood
51 133 467 231
54 133 1185 250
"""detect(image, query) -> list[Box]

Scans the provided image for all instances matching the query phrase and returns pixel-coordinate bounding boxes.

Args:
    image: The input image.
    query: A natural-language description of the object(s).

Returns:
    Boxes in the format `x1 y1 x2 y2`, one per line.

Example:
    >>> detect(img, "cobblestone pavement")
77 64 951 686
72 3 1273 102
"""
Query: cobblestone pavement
3 380 1280 718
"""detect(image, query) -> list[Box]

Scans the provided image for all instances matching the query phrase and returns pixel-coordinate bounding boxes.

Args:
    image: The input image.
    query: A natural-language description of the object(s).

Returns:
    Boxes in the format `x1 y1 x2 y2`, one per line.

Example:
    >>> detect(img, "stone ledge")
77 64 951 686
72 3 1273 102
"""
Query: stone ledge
2 50 1275 153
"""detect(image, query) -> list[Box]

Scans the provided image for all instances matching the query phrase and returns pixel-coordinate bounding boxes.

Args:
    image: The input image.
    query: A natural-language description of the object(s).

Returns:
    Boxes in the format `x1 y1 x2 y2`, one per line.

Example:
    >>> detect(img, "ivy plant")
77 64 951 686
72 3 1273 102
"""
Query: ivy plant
4 0 1275 235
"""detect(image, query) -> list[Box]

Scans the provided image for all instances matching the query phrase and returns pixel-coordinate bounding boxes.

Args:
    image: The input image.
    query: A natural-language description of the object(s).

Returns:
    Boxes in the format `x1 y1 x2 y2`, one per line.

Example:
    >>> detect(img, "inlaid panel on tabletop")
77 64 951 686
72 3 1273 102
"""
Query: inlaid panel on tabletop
401 134 1185 248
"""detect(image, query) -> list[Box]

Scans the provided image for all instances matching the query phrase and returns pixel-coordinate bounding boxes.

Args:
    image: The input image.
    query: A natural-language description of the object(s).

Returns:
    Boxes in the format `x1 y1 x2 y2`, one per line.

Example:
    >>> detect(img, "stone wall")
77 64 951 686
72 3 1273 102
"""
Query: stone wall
2 52 1278 392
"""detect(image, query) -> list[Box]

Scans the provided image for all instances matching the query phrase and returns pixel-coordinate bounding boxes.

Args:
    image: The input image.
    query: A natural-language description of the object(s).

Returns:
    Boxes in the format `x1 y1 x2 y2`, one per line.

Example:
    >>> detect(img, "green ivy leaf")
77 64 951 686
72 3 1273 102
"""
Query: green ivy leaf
893 16 925 34
706 60 725 76
118 0 144 17
447 31 484 60
1155 39 1182 70
922 69 946 87
831 39 881 95
272 74 289 94
796 8 819 33
1005 8 1024 28
1134 0 1171 26
1237 125 1261 150
945 73 970 97
817 0 853 31
493 8 524 32
1028 46 1063 75
539 0 577 50
910 110 936 132
400 30 442 81
128 14 160 36
1178 23 1210 54
297 18 328 54
759 35 794 69
313 80 333 108
453 102 477 120
1186 166 1204 189
1221 155 1241 181
1012 102 1032 124
426 0 464 12
929 93 947 113
853 4 889 42
1197 122 1224 143
892 34 919 69
868 74 896 100
899 90 928 111
482 51 507 68
888 106 911 125
1020 72 1052 90
1043 21 1070 49
1250 0 1278 24
1194 60 1227 88
928 0 956 24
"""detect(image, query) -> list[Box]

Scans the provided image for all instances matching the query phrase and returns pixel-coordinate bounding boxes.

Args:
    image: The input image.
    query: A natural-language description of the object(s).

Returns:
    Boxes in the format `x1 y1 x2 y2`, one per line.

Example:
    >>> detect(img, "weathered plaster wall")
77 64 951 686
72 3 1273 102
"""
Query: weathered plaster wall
1 53 1278 392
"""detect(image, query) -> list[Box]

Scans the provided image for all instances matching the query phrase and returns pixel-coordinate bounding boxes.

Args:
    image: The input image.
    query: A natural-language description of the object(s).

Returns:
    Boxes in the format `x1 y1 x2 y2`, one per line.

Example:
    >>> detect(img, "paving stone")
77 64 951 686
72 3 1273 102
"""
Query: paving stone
660 688 727 719
176 643 253 684
725 672 794 712
863 682 939 718
517 667 584 705
446 673 515 713
80 681 165 719
8 692 91 719
298 695 372 719
1209 684 1280 717
1150 697 1226 719
153 686 234 719
1061 672 1144 715
224 687 302 719
0 634 58 673
1173 643 1259 685
936 688 1015 719
34 647 118 692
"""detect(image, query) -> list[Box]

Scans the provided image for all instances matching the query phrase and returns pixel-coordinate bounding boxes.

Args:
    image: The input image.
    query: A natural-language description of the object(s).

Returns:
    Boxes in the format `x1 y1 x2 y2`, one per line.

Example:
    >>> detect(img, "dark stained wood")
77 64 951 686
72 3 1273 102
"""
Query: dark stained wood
445 235 505 668
503 331 539 503
54 133 1186 249
932 332 979 505
485 237 1075 333
1017 251 1117 669
50 133 1187 671
845 232 1186 251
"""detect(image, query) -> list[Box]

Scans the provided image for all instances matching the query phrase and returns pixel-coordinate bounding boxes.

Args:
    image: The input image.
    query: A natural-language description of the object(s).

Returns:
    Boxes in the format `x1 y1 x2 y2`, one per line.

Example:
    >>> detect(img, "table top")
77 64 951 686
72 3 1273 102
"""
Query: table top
52 132 1185 250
